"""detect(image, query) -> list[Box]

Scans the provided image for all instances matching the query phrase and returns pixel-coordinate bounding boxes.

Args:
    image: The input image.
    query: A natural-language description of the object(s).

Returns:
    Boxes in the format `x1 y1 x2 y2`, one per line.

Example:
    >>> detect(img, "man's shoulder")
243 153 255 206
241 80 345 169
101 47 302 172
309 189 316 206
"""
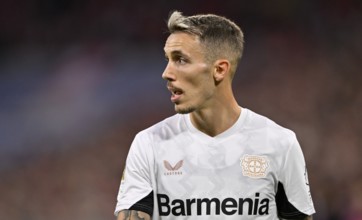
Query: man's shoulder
137 114 186 140
245 109 296 138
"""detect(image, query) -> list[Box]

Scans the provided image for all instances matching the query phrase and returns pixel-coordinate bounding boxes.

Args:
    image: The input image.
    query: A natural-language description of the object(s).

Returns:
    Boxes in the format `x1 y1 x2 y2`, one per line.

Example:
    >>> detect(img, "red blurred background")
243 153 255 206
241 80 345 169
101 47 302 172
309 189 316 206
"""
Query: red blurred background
0 1 361 219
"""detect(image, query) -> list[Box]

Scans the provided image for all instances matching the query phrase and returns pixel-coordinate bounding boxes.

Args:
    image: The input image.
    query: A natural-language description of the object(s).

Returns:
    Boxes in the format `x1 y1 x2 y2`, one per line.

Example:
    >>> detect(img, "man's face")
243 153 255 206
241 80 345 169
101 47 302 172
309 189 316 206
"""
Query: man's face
163 32 216 114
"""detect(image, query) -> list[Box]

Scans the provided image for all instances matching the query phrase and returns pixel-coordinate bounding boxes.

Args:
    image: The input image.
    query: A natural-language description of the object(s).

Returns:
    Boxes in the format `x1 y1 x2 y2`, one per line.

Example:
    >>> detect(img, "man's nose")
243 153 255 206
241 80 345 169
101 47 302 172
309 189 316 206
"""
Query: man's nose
162 63 176 81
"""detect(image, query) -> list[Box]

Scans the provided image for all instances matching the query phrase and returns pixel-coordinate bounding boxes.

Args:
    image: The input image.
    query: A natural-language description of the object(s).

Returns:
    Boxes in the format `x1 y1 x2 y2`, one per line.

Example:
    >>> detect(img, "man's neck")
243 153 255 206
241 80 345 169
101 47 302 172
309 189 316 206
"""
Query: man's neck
190 103 241 137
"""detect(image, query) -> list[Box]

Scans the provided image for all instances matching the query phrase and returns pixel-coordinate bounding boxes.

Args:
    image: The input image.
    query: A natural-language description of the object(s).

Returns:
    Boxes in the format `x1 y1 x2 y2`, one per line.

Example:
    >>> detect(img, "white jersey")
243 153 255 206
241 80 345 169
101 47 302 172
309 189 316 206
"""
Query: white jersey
115 108 315 219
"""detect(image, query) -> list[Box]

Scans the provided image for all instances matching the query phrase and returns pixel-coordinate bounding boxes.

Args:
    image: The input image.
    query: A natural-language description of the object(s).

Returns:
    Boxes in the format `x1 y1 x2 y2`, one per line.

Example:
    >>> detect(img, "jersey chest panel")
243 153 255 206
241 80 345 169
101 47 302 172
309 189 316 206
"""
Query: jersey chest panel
153 132 279 219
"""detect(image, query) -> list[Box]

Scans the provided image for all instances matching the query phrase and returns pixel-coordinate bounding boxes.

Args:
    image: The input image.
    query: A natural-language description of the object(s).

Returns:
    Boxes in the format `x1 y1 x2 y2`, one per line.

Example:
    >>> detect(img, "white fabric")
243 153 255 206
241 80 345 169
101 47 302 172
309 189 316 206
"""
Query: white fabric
115 108 315 219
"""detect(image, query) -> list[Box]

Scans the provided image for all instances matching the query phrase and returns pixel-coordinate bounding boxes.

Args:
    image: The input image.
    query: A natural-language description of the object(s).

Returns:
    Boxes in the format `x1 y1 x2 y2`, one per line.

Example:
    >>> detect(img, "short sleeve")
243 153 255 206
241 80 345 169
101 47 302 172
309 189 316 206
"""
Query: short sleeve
277 135 315 217
114 132 154 216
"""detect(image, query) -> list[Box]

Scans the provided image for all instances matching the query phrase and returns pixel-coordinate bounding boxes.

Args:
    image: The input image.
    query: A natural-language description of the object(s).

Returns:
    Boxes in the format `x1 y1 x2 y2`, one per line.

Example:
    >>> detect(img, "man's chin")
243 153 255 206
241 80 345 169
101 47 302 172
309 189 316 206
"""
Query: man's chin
175 105 195 114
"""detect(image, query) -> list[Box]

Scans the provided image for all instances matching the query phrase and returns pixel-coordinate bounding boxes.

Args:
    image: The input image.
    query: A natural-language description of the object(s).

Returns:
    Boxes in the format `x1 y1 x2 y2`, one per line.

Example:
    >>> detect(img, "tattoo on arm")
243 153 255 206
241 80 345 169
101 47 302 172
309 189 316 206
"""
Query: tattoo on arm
117 210 151 220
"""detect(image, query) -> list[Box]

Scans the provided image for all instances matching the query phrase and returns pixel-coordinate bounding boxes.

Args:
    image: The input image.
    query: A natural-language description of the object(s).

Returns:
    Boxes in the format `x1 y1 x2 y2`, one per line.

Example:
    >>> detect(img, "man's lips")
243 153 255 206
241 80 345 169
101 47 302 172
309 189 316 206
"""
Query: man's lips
167 85 183 102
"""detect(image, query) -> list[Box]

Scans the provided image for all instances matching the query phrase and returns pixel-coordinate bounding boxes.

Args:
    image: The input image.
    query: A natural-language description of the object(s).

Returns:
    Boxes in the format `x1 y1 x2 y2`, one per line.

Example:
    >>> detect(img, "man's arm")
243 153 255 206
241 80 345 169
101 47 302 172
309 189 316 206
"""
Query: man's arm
117 210 151 220
281 216 313 220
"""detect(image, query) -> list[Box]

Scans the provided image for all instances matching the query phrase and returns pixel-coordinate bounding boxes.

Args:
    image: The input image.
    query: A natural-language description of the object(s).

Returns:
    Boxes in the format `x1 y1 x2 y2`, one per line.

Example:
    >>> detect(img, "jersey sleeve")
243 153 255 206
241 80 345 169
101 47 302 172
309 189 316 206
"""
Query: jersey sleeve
114 132 154 216
277 135 315 218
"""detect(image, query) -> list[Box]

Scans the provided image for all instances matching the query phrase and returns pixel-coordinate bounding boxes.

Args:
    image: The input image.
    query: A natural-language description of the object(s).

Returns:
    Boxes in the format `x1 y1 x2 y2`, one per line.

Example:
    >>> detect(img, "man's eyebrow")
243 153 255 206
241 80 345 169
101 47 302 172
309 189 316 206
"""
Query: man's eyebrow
165 50 189 59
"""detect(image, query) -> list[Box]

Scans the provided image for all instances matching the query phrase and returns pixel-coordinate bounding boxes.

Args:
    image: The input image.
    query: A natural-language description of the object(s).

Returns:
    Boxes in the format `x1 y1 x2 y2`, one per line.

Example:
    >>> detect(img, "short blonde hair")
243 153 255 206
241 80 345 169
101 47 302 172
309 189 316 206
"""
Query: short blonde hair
167 11 244 77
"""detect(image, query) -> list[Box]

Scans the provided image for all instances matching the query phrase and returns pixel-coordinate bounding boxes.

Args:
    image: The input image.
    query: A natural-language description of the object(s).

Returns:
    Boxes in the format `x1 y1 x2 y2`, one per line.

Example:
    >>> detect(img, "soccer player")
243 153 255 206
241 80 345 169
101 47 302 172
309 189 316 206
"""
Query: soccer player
115 11 315 220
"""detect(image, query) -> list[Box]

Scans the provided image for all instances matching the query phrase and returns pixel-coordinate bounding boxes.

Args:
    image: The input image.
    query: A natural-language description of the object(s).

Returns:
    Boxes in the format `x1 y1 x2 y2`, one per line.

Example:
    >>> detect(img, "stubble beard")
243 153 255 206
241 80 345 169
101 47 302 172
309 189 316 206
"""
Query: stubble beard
175 105 196 114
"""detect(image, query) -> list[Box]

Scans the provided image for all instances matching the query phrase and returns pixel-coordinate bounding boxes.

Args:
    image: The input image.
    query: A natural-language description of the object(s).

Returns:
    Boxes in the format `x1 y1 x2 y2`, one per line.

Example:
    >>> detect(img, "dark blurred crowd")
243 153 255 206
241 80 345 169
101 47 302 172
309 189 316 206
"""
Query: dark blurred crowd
0 1 361 220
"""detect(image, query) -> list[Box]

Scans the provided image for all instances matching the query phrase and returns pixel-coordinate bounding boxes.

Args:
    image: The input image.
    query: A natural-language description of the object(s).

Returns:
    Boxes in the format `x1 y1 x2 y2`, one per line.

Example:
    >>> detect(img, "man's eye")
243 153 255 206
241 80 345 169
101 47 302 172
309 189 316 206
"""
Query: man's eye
177 57 187 64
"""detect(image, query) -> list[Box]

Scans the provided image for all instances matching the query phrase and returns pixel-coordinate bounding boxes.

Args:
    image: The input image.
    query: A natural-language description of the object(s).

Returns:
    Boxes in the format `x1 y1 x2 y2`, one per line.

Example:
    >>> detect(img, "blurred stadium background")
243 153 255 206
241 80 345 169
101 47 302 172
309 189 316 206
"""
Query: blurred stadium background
0 0 361 219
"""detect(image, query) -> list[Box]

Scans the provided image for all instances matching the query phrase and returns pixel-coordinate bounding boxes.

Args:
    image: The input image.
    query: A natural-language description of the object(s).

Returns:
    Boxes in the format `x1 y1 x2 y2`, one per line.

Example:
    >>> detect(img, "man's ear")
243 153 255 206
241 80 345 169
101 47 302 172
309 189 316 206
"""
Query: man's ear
213 59 230 82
